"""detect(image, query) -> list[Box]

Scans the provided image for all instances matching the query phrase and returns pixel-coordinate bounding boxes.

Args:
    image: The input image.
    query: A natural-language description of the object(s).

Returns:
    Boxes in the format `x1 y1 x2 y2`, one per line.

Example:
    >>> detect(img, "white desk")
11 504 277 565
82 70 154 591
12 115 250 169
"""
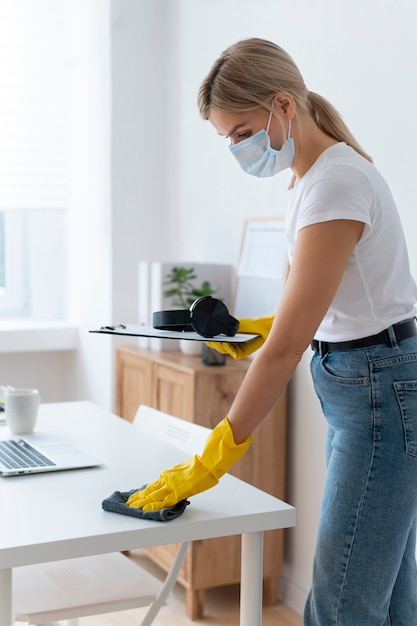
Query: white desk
0 401 295 626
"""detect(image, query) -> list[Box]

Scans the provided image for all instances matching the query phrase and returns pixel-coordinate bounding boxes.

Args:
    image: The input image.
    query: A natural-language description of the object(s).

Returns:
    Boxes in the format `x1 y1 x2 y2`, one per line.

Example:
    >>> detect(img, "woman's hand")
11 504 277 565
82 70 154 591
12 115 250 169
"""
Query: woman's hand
205 315 274 359
127 417 252 511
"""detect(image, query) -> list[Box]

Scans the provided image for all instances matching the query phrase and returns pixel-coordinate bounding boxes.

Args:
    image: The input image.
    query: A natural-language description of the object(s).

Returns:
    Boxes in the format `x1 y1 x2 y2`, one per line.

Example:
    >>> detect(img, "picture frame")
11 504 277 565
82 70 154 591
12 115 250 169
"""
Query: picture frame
232 217 287 318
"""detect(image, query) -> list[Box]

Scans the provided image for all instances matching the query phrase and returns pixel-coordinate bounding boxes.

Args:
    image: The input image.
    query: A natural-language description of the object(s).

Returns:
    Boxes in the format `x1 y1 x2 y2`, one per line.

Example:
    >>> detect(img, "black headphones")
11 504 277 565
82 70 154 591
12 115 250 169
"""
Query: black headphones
152 296 240 338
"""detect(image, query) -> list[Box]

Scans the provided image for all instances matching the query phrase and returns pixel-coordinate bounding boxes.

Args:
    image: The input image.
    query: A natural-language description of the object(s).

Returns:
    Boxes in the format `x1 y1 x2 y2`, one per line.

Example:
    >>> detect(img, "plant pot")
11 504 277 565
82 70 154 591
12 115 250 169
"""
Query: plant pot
179 339 202 356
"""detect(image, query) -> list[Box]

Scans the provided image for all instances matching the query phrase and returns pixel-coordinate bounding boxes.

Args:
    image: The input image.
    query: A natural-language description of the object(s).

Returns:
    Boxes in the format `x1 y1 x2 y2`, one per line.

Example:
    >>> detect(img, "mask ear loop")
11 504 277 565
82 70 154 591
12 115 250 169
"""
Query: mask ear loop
266 101 275 134
266 102 292 142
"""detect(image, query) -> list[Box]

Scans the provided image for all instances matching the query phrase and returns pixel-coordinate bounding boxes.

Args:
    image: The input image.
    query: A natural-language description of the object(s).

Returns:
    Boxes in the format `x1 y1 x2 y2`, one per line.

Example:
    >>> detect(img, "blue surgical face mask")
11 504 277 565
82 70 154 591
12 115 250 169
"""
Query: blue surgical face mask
229 105 295 178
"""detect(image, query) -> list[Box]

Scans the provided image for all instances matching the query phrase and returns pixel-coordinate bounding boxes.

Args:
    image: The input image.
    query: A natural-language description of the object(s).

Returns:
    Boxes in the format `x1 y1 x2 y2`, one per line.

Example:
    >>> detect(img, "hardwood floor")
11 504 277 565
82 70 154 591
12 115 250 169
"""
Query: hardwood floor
76 550 302 626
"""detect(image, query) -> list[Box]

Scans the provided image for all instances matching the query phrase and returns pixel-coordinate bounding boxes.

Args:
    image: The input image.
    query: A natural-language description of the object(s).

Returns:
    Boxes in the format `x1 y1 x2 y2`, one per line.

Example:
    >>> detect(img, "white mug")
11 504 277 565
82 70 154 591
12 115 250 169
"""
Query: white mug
5 388 41 435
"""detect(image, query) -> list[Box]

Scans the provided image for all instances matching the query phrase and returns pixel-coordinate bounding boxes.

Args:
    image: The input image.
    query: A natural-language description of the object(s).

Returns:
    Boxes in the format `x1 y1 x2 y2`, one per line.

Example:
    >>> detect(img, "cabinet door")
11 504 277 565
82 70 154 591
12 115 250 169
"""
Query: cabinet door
115 349 152 422
193 369 247 427
152 364 194 422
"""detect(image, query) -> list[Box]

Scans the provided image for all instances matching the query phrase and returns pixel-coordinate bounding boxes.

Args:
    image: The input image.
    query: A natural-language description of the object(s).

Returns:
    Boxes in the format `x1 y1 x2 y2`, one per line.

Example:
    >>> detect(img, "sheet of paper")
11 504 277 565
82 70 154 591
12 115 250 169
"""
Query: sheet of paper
89 324 259 343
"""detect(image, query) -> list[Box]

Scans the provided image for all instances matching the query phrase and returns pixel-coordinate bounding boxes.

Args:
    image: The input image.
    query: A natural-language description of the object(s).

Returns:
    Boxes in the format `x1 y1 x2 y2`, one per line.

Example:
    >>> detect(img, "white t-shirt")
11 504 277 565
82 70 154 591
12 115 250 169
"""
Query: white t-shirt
286 143 417 342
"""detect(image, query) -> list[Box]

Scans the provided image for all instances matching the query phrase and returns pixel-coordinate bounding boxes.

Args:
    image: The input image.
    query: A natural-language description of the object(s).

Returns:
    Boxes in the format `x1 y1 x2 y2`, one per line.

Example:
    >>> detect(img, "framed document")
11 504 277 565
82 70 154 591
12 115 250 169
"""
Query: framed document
232 217 287 318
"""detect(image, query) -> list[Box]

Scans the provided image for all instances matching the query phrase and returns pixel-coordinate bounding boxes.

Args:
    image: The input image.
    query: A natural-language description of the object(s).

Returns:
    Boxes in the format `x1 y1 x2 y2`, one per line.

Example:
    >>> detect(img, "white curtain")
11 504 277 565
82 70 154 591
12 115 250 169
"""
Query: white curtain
0 0 69 211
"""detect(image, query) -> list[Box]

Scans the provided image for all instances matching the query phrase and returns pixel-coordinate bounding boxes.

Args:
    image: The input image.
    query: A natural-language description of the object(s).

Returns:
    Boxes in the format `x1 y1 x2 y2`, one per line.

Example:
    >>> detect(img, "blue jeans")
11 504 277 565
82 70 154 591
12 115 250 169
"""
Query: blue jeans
304 334 417 625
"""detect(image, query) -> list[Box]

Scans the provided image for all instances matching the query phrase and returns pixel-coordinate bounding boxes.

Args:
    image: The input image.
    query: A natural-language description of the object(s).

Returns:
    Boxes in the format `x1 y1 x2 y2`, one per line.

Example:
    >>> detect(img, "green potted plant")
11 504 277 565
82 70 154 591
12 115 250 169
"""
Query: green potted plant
163 267 219 309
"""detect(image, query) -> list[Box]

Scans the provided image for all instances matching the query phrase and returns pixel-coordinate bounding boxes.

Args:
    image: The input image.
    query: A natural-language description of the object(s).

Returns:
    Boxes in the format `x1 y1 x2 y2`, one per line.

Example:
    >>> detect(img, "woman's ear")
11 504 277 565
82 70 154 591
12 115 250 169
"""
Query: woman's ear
273 92 296 120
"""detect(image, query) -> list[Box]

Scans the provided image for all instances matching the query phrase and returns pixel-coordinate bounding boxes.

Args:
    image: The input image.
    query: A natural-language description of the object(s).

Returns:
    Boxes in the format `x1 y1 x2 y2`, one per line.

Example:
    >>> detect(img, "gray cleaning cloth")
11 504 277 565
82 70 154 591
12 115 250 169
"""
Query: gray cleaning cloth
102 487 189 522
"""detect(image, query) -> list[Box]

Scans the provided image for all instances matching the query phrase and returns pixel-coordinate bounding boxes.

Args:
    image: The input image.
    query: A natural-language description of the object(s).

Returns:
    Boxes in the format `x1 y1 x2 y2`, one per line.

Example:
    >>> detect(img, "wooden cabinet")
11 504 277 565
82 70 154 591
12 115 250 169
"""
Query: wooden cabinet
115 345 287 619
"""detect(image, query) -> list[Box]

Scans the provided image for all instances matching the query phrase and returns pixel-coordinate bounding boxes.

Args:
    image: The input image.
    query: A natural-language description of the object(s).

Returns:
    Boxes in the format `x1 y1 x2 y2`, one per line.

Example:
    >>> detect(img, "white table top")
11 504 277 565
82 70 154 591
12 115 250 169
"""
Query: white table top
0 401 295 570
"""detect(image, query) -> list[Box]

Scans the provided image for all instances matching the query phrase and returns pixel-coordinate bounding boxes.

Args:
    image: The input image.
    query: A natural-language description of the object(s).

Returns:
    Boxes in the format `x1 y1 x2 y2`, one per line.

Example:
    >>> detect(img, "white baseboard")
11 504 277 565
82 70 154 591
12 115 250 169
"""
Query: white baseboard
278 574 308 616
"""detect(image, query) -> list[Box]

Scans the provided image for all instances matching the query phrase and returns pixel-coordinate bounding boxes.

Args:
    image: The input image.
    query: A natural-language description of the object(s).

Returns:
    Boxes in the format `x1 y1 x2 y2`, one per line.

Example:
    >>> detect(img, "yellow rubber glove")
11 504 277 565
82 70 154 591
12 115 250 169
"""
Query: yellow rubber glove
126 417 252 511
205 314 274 359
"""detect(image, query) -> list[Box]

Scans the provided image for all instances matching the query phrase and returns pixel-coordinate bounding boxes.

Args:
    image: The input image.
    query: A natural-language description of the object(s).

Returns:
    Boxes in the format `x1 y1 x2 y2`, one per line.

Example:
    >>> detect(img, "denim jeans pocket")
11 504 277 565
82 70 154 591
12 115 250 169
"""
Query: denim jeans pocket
318 351 370 385
394 380 417 457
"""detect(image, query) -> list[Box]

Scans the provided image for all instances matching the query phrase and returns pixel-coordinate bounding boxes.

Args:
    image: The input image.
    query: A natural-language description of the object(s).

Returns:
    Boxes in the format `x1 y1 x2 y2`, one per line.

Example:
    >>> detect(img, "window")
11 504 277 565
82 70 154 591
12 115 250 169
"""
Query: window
0 0 69 320
0 211 27 317
0 213 4 289
0 209 68 319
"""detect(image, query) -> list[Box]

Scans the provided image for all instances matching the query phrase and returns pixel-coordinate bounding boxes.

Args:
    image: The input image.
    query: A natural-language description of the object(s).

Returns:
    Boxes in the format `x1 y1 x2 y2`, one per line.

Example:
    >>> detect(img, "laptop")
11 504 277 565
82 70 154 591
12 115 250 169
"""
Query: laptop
0 433 101 477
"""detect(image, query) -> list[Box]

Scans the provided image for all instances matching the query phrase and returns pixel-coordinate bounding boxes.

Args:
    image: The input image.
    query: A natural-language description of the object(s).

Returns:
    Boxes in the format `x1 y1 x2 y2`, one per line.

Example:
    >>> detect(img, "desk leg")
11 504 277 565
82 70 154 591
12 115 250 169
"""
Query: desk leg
240 532 263 626
0 568 12 626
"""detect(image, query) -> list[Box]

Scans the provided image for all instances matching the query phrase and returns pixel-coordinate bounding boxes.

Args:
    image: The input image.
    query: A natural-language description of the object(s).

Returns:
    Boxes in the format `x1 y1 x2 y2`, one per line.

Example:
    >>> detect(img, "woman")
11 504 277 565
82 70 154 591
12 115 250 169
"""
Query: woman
128 38 417 624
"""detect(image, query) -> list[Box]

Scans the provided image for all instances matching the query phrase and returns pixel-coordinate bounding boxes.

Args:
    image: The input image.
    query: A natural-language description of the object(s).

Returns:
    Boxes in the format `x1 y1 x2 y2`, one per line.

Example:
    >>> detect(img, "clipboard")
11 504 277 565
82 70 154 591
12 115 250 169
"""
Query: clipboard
89 324 259 343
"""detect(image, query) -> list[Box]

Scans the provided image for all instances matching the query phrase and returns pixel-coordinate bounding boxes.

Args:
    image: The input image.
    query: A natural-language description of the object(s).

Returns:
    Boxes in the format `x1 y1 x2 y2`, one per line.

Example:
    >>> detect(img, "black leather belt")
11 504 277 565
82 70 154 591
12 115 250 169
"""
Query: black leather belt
311 318 417 354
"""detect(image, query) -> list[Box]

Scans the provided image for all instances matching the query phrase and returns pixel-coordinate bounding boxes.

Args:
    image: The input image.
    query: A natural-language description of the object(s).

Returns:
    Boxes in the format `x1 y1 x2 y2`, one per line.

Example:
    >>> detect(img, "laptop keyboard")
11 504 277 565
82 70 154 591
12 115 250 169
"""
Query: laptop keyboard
0 439 56 470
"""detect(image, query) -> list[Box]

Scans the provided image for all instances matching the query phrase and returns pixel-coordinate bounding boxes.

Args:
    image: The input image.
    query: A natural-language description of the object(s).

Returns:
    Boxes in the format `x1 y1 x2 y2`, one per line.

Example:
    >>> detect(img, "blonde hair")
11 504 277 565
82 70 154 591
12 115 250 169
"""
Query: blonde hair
198 38 372 162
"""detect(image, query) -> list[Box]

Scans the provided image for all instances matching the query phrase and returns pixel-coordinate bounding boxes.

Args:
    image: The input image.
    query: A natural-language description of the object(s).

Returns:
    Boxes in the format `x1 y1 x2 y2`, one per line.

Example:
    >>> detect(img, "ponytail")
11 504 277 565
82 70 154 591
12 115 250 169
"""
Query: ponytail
307 92 372 162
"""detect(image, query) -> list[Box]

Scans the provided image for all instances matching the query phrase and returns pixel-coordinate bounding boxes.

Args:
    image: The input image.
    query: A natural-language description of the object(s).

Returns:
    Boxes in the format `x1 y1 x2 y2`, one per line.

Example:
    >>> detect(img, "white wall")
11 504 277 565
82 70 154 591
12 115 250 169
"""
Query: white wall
2 0 417 615
111 1 180 321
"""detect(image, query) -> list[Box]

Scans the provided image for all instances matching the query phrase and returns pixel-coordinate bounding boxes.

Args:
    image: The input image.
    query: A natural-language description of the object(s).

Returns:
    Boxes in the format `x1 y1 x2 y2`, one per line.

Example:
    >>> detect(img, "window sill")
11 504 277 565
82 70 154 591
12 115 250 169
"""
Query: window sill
0 321 78 353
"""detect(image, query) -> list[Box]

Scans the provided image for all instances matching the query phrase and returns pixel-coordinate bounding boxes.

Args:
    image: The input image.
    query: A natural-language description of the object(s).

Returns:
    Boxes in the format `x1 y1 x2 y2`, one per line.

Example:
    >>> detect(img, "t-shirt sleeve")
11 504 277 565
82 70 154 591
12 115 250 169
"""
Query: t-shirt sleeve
296 165 374 233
